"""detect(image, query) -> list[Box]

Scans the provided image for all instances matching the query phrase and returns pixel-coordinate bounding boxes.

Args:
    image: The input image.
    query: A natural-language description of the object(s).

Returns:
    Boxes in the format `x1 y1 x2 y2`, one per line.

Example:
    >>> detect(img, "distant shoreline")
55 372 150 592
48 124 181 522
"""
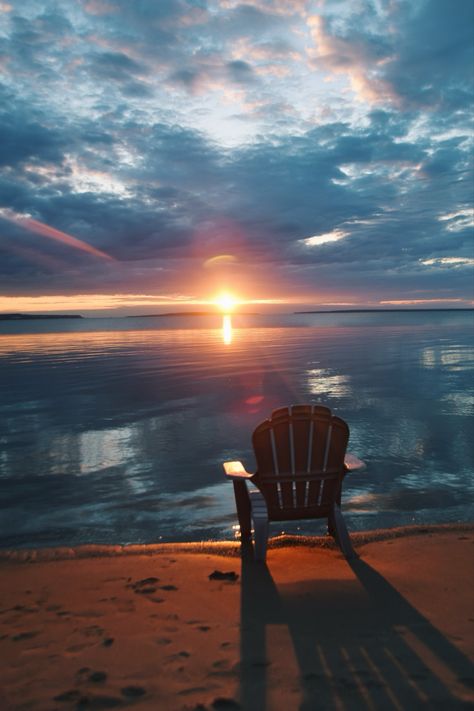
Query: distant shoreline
0 308 472 321
0 313 83 321
294 307 474 314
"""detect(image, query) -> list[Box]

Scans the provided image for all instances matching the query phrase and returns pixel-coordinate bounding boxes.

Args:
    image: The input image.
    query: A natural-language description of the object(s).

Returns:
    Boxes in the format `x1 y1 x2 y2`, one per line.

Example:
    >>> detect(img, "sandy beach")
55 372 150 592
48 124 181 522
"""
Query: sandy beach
1 524 473 710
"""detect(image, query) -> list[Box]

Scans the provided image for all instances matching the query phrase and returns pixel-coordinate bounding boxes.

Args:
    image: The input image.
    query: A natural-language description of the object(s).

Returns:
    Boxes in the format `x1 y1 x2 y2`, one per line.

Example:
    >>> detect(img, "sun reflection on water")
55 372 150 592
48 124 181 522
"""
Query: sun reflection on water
222 314 232 345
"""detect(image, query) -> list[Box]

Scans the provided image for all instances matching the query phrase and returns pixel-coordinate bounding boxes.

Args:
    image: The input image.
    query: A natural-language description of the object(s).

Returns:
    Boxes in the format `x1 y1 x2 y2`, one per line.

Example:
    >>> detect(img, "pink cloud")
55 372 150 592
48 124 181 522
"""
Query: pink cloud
307 14 398 105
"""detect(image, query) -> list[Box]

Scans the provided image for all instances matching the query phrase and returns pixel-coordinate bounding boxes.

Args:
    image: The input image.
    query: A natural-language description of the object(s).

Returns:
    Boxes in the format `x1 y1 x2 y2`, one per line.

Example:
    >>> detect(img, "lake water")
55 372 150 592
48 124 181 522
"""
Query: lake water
0 311 473 549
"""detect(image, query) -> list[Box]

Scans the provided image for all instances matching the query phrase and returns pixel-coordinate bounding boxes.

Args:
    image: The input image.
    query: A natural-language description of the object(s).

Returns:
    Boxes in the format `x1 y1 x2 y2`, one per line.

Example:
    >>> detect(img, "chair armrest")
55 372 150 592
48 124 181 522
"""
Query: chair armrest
223 461 254 480
344 453 366 472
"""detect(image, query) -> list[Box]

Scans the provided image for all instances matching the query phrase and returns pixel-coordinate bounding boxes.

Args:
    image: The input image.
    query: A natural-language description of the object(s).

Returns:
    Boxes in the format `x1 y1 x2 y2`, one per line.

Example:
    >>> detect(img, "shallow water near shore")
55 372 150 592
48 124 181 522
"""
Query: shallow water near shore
0 310 473 548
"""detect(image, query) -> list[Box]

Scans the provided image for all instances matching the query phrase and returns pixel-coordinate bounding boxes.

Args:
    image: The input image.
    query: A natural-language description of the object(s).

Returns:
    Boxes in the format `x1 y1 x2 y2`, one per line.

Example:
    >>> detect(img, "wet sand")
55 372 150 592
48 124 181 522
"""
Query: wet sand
1 524 473 710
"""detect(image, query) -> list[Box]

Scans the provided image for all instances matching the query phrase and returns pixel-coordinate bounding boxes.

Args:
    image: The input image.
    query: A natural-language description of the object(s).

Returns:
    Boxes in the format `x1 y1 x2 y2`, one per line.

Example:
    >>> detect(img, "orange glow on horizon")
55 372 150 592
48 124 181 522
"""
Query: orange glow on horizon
0 292 289 314
379 298 472 305
1 292 472 315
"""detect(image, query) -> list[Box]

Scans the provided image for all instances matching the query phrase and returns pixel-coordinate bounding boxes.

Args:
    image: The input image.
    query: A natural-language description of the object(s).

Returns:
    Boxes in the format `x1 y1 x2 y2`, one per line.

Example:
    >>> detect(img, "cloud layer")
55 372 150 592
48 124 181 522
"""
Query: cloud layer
0 0 473 310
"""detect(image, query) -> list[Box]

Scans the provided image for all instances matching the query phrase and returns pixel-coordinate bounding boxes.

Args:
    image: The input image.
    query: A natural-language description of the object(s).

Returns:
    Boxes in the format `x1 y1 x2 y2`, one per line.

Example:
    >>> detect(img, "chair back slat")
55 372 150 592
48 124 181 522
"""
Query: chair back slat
289 421 295 474
271 420 291 473
252 405 349 520
322 424 333 471
306 419 314 473
325 417 349 469
310 414 332 471
269 429 279 475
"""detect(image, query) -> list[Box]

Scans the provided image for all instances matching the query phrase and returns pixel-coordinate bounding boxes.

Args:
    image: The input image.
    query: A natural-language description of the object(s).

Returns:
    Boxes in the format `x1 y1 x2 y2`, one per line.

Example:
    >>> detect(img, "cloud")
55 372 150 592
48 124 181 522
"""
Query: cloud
302 230 349 247
308 0 474 111
226 60 256 85
0 86 66 168
0 0 472 307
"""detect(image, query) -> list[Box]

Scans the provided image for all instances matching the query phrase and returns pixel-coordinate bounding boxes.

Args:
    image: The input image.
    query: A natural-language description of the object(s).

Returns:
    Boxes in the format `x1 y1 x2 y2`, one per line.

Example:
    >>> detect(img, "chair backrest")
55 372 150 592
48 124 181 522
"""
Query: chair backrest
252 405 349 521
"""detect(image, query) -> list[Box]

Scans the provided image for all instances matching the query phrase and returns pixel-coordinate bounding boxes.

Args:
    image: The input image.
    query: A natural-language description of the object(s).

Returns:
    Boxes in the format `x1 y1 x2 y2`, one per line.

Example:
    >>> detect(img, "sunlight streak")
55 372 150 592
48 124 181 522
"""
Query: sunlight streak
0 208 113 261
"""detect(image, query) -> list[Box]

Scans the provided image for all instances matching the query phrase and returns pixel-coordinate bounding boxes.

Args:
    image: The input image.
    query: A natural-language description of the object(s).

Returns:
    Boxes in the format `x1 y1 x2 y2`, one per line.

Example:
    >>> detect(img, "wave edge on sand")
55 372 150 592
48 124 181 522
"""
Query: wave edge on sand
1 522 472 563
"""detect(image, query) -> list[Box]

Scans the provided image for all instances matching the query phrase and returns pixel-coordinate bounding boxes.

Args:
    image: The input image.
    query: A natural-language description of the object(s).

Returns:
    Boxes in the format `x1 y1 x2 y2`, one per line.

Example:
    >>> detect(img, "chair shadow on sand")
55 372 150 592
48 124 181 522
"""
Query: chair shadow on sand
238 542 474 710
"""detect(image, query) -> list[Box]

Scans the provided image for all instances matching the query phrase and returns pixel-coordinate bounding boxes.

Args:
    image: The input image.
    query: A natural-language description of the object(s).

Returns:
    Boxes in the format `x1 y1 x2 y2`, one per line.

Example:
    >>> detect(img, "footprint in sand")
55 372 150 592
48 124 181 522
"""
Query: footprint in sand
163 651 191 666
212 659 231 669
177 685 211 696
54 689 123 709
211 698 241 710
75 668 111 687
121 685 146 698
82 625 105 637
155 637 172 646
126 577 160 595
210 660 239 678
53 689 82 702
87 671 108 684
11 630 39 641
66 643 92 653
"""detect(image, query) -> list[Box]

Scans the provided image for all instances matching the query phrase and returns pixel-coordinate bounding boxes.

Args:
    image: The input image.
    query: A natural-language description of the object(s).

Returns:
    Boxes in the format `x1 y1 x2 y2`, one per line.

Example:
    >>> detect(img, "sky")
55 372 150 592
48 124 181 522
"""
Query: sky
0 0 473 314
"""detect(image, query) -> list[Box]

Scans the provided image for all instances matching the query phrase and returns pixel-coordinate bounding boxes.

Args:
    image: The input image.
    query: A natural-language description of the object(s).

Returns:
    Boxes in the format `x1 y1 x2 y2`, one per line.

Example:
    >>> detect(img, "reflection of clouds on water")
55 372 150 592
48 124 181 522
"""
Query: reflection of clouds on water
384 417 428 459
306 368 351 398
114 482 238 540
346 487 464 512
79 426 137 476
420 345 474 370
441 392 474 415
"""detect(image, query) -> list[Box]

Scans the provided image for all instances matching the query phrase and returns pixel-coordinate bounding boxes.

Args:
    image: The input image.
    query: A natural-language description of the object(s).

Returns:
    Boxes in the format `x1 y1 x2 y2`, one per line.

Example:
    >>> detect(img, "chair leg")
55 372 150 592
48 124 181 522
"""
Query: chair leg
232 481 252 542
329 503 357 559
249 489 269 562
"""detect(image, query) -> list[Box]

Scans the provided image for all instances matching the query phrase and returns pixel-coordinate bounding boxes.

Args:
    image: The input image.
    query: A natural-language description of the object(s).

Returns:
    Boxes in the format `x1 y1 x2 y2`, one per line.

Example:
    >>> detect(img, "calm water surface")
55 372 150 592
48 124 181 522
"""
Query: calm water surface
0 311 473 548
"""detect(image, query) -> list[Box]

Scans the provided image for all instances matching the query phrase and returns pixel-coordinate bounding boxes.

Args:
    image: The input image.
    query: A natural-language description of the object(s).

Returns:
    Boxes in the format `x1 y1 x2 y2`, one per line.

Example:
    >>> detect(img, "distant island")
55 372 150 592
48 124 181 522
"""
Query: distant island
0 313 83 320
294 308 474 314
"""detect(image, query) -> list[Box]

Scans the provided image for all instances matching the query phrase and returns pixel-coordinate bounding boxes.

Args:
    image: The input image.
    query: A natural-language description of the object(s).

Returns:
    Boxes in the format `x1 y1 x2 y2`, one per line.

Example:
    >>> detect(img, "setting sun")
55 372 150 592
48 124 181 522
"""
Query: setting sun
215 292 237 313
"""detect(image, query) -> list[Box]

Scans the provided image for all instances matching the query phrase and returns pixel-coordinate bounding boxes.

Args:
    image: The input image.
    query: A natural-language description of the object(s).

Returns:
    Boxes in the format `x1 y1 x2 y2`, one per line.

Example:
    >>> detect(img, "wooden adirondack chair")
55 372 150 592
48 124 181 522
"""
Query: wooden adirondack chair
223 405 364 561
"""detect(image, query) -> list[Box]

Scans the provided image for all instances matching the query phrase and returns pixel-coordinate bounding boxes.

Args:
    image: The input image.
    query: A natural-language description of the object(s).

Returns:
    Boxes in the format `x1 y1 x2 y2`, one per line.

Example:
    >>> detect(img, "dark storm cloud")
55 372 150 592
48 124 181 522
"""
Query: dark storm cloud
0 0 472 304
